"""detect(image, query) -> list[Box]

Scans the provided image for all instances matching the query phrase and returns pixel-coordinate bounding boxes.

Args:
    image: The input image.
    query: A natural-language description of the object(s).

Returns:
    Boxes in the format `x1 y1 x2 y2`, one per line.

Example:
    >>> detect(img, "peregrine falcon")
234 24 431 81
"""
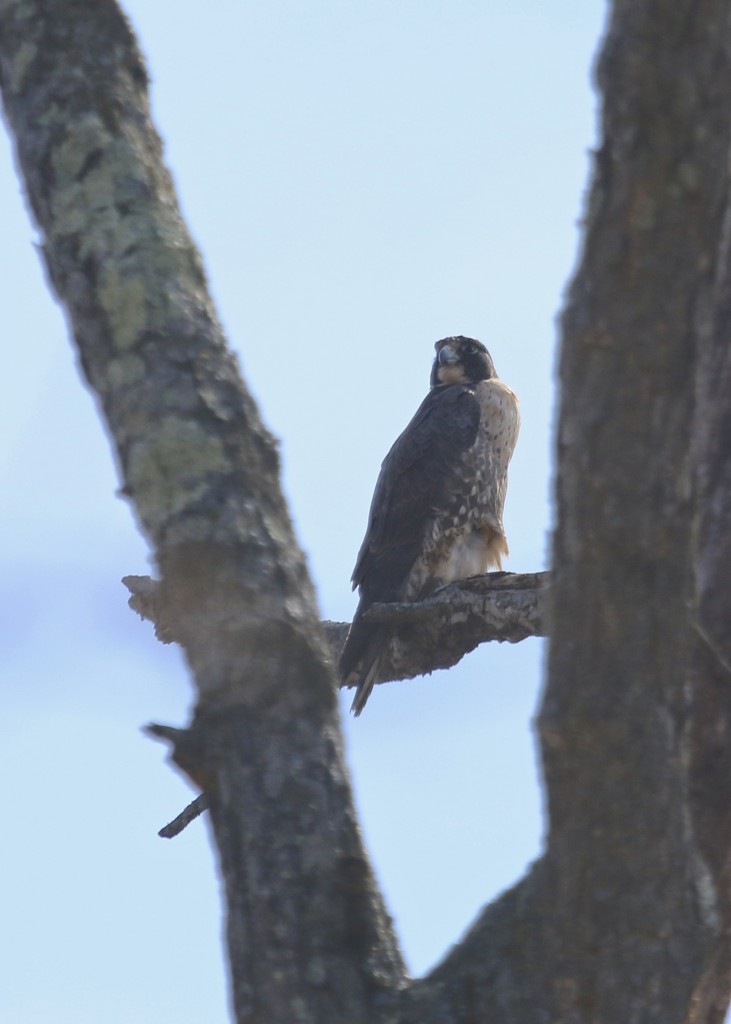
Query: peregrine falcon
340 336 520 715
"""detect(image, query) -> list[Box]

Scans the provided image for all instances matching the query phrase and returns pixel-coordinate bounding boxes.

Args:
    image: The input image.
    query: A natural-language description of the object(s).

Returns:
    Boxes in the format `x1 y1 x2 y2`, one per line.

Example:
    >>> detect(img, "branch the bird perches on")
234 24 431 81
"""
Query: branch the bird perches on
131 570 550 836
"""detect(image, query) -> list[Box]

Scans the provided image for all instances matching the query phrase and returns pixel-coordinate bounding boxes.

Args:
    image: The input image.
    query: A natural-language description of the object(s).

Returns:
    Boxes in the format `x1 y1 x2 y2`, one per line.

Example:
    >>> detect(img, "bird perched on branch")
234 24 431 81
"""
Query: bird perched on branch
340 336 520 715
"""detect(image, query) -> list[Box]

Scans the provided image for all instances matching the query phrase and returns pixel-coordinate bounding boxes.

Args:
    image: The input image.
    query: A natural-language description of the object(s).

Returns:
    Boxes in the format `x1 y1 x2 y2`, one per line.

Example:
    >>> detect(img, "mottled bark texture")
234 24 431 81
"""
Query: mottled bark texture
124 570 549 687
0 3 405 1021
541 2 731 1021
4 1 731 1023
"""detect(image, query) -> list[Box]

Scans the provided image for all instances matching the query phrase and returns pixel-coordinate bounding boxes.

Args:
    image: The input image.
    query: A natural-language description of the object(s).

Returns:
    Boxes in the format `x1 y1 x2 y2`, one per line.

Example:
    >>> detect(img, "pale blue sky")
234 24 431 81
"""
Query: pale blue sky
1 3 605 1020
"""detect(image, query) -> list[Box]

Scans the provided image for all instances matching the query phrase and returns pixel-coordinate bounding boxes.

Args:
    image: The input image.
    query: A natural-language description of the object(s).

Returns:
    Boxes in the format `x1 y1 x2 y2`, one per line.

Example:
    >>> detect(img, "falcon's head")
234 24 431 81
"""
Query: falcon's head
430 336 496 388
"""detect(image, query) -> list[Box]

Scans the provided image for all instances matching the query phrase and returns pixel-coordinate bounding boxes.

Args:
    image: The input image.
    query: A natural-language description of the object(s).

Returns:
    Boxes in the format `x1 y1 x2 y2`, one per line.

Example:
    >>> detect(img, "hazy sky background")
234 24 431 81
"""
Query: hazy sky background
1 3 605 1020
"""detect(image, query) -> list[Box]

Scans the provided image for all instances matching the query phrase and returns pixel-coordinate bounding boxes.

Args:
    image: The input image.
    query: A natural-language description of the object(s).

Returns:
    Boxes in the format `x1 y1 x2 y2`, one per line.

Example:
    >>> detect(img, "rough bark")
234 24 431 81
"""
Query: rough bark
3 2 731 1024
540 2 731 1020
124 570 550 687
0 3 404 1022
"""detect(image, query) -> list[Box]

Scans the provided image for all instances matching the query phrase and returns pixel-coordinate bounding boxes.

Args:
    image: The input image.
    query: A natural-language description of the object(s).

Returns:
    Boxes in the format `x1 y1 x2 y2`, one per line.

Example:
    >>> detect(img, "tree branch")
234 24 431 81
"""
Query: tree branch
6 1 731 1021
158 793 208 839
0 3 406 1019
141 567 548 841
126 570 550 689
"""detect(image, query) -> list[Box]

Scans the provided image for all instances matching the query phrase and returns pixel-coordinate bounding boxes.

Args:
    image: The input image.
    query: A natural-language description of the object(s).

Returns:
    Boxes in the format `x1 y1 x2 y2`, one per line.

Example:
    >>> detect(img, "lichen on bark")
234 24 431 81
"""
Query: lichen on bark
4 0 731 1022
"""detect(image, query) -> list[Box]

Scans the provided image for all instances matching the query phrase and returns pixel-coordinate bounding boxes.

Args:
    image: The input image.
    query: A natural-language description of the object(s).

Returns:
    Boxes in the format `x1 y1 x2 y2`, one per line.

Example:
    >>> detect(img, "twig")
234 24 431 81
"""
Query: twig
157 793 209 839
144 722 208 839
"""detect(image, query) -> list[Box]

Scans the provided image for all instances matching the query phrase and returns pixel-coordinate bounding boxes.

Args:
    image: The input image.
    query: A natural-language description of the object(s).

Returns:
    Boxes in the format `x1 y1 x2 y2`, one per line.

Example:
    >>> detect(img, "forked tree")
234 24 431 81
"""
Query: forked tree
2 1 731 1021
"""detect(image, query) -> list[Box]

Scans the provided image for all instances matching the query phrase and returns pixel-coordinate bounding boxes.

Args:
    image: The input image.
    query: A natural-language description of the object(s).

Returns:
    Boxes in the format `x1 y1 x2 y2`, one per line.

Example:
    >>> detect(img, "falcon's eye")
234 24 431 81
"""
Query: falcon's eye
464 343 477 355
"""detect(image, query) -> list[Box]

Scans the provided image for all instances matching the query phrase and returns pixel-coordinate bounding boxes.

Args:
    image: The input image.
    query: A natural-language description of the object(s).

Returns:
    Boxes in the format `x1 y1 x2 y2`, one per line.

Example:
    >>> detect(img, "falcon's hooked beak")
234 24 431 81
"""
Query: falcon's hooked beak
435 343 466 385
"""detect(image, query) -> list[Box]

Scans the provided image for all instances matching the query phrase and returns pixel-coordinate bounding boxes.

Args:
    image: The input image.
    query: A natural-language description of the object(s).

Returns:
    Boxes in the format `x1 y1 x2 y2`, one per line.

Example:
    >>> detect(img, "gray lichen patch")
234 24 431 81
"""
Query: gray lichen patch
5 39 38 95
42 111 211 359
127 415 229 536
106 352 146 390
51 113 111 183
50 121 136 244
98 264 148 349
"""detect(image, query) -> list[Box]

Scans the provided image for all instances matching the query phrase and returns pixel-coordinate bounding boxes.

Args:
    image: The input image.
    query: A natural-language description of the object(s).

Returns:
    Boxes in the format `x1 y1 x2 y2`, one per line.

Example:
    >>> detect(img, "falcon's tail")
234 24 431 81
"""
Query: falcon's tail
349 654 382 717
339 616 386 716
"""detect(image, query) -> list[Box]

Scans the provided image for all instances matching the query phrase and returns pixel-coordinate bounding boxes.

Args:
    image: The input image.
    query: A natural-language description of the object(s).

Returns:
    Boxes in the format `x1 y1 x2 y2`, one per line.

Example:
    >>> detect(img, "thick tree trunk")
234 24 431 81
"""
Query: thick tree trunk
0 4 404 1021
538 2 731 1019
3 2 731 1023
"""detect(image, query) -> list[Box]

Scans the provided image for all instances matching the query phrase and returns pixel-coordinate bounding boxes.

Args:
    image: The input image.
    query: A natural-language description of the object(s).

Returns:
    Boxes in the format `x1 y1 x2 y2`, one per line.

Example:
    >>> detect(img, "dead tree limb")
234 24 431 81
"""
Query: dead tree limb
5 1 731 1022
126 571 550 690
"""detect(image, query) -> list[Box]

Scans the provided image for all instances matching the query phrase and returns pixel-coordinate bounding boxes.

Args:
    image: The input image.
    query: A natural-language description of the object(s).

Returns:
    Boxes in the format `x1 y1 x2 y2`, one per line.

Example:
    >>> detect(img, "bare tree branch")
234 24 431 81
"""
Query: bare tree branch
126 571 549 690
5 1 731 1022
155 794 207 839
